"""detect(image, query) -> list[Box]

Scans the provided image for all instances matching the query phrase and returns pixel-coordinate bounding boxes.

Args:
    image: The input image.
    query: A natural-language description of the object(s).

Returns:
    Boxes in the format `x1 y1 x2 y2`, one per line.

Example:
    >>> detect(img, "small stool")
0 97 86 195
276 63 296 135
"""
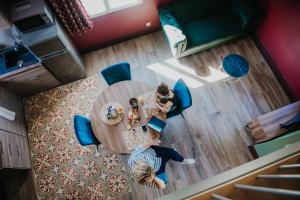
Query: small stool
222 54 249 83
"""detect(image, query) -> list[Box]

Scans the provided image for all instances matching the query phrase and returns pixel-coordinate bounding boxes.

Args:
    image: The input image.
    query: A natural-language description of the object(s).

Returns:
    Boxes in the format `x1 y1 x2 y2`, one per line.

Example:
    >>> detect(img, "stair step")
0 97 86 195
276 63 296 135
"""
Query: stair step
279 164 300 169
211 193 232 200
257 174 300 179
235 184 300 197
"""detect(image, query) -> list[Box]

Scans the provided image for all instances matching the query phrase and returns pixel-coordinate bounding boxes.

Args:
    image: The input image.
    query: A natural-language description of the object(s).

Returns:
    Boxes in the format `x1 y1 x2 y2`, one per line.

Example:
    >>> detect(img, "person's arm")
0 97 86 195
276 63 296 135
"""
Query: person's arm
144 176 166 189
142 138 161 149
155 102 173 113
153 176 166 189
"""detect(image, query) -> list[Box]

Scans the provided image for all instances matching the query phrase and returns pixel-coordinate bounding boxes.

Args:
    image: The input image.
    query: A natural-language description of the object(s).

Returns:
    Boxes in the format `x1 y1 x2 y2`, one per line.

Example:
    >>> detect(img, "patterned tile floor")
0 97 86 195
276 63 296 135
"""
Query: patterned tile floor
24 75 131 199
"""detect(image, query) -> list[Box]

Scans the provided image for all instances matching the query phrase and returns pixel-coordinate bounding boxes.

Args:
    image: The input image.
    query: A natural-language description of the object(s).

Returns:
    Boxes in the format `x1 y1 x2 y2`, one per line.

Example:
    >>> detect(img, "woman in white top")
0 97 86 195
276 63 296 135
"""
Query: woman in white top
128 139 195 189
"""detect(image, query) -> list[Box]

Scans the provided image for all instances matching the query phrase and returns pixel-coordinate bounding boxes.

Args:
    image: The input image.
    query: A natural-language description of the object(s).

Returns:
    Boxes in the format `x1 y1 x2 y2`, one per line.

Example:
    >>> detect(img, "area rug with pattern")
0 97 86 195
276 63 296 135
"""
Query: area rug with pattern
24 75 131 199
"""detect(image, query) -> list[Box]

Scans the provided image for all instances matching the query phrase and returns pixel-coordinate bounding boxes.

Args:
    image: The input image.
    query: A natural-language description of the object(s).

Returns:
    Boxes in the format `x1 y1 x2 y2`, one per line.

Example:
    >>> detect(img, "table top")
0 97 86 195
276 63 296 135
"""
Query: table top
91 81 165 154
223 54 249 78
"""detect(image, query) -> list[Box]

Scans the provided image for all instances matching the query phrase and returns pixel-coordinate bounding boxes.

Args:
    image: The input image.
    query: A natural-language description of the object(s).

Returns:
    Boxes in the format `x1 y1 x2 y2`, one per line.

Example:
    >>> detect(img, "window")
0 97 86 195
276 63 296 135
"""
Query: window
81 0 143 17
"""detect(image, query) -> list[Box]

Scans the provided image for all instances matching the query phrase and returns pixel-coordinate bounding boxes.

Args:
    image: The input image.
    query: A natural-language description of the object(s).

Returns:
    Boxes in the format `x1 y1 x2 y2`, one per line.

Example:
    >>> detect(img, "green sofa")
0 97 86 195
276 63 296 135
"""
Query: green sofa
159 0 260 58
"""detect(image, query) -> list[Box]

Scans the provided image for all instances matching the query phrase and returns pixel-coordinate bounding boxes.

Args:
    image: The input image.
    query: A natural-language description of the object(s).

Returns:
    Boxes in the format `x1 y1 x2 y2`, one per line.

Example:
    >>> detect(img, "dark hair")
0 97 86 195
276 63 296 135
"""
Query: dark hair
157 82 169 96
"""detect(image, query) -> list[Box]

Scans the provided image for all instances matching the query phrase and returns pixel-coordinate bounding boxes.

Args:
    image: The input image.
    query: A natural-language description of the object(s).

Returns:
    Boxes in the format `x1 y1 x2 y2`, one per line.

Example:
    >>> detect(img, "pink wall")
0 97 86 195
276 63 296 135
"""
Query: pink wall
256 0 300 99
71 0 175 52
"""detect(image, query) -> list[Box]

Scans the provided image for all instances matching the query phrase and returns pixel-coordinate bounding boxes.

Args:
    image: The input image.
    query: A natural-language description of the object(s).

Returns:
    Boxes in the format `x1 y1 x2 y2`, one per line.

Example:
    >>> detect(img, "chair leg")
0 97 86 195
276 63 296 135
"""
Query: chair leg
245 124 250 132
180 113 185 119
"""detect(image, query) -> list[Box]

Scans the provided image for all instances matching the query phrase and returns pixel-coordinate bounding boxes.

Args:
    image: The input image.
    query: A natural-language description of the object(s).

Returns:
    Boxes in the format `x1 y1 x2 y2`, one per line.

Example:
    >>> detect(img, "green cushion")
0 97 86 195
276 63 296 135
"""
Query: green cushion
161 0 229 25
159 8 186 48
254 130 300 157
182 13 243 48
159 8 182 29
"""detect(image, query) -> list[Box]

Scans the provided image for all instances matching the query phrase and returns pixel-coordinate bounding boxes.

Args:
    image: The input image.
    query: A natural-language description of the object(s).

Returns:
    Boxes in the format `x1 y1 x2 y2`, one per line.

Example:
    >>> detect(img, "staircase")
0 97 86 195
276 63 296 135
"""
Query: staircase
191 153 300 200
159 141 300 200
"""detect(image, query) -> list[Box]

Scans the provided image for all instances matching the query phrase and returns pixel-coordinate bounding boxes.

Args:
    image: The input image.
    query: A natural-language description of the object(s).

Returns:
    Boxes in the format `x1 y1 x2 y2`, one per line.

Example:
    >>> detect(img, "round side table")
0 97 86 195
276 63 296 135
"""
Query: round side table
222 54 249 82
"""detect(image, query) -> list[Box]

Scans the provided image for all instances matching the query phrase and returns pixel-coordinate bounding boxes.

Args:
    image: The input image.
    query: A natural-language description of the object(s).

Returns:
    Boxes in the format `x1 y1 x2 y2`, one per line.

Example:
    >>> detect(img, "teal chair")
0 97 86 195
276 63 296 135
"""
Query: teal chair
100 62 131 86
73 115 100 147
167 79 192 119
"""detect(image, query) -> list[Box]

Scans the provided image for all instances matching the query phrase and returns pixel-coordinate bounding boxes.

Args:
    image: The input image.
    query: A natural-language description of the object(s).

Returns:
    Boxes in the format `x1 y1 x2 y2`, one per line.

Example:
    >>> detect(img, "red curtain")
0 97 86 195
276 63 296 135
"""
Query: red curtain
48 0 93 35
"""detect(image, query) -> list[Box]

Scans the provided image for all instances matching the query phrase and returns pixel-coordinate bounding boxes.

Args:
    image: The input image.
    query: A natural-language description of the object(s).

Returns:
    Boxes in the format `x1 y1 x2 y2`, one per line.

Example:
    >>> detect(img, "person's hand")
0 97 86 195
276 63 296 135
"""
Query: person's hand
155 103 168 113
152 139 161 146
155 103 162 109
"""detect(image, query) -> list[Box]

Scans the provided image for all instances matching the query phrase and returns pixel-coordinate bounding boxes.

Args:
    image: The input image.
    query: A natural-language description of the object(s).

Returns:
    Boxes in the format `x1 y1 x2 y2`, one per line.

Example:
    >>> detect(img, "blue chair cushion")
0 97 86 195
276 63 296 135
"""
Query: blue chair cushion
100 62 131 86
157 173 168 184
73 115 100 146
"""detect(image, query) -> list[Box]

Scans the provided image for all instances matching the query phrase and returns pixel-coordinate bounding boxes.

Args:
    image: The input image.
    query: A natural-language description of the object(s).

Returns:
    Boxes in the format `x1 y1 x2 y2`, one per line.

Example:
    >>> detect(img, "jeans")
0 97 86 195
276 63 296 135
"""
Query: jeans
150 146 184 175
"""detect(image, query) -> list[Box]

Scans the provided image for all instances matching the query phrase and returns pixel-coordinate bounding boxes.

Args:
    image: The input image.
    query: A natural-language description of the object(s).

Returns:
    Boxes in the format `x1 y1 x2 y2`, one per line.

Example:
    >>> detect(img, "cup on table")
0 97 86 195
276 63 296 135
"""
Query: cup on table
129 98 138 110
129 98 140 122
138 96 145 106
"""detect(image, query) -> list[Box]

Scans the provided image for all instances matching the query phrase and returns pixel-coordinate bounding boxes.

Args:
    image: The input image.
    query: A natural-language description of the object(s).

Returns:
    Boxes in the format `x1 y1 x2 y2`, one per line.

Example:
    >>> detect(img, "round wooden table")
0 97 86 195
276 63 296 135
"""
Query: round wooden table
91 81 165 154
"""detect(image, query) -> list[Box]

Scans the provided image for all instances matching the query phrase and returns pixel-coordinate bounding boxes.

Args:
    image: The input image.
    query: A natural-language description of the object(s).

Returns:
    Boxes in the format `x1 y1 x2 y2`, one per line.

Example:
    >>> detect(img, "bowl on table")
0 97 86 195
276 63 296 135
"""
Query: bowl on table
100 102 124 125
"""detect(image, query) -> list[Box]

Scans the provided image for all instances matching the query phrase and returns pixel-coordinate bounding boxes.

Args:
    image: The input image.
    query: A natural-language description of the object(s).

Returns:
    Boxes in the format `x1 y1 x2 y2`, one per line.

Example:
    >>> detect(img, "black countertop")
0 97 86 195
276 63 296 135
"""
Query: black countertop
0 44 40 77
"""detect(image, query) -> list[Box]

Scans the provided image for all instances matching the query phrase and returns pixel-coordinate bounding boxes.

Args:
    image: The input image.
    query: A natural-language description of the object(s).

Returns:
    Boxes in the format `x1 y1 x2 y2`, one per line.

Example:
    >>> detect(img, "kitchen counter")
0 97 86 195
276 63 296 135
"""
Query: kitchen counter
0 44 40 76
0 62 40 79
0 45 61 97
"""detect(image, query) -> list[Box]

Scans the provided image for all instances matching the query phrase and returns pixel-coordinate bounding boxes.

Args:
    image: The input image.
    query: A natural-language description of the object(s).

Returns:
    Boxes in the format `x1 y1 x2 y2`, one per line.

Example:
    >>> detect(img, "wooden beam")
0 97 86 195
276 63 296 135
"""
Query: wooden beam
257 174 300 180
279 164 300 169
211 193 232 200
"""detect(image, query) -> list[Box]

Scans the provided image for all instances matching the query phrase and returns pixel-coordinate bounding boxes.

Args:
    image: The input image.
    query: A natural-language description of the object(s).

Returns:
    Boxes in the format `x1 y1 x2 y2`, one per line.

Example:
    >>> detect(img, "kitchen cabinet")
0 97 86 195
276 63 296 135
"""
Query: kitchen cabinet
10 132 31 169
23 15 87 84
0 4 36 198
0 64 61 97
0 87 31 169
0 130 31 169
0 130 10 167
0 86 26 136
42 50 85 83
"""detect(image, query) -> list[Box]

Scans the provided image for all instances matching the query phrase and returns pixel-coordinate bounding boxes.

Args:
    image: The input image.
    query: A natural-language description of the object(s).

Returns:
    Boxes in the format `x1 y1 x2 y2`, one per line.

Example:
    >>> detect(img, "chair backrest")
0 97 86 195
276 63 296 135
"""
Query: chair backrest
100 62 131 85
173 79 192 111
73 115 100 146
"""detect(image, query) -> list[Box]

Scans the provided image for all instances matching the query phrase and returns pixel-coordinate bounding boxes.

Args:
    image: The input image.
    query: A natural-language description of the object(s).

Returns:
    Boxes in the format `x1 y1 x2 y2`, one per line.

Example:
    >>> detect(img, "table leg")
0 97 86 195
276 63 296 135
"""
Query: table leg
233 77 242 83
218 64 223 71
223 76 242 83
223 76 234 82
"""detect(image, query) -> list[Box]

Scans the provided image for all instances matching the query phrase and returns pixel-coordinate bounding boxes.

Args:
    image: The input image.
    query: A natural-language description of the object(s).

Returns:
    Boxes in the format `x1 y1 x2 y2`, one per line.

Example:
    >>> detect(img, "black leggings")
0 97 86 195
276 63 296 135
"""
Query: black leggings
150 146 184 175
